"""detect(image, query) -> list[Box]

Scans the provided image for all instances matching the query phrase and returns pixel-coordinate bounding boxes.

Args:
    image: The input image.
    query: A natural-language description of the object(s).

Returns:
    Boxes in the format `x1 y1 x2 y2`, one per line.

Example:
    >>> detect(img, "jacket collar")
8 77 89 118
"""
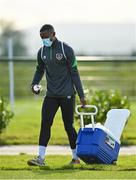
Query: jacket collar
51 38 59 48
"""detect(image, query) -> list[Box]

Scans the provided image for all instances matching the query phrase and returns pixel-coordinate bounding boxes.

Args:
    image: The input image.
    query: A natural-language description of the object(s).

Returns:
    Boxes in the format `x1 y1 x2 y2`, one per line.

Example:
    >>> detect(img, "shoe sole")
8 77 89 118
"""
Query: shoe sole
27 160 38 166
27 160 45 167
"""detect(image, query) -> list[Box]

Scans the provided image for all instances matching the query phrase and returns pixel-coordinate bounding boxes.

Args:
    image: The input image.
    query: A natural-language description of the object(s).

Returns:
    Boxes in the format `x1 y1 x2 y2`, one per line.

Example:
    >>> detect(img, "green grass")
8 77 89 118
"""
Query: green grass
0 155 136 179
0 97 136 145
1 60 136 97
0 60 136 145
0 97 79 145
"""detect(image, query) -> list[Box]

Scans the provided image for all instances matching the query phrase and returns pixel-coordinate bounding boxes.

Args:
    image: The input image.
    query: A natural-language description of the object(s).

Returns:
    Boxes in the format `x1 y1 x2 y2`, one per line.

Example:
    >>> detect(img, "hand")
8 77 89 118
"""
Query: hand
31 84 42 95
80 97 86 108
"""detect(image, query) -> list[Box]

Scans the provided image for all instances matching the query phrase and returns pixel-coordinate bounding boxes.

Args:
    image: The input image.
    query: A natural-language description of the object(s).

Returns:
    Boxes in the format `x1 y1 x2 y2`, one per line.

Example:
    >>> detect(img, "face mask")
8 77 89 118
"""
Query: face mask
42 38 53 47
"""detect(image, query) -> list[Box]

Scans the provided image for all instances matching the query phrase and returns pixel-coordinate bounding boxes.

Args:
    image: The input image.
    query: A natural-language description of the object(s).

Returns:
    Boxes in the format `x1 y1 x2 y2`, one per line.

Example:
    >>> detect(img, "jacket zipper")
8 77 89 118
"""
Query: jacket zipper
49 47 52 60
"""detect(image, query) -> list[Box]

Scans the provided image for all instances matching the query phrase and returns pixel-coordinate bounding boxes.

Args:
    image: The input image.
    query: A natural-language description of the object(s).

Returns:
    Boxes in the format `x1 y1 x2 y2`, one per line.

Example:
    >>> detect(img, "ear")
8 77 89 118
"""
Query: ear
53 32 56 36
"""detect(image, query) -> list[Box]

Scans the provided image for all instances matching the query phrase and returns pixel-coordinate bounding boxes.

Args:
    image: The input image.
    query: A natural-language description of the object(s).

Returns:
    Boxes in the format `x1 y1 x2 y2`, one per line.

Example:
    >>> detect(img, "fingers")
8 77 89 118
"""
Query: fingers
31 84 42 95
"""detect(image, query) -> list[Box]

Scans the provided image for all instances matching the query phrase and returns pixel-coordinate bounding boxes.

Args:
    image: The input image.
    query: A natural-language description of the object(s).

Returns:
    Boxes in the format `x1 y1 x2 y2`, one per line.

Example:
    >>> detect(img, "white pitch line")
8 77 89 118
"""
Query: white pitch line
0 145 136 155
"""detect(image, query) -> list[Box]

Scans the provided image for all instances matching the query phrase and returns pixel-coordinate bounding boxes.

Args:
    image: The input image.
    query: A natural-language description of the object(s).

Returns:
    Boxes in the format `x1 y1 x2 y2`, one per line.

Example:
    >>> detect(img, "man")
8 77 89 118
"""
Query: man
27 24 86 166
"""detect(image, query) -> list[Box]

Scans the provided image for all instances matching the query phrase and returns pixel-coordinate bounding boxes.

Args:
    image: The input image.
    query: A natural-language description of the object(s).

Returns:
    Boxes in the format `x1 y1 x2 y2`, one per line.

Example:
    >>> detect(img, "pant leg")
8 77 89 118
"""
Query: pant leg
59 95 77 149
39 96 59 146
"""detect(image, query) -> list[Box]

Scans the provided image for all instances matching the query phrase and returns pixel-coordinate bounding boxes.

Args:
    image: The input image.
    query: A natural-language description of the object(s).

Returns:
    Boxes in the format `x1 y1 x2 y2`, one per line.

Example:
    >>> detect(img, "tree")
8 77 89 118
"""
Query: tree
0 19 27 56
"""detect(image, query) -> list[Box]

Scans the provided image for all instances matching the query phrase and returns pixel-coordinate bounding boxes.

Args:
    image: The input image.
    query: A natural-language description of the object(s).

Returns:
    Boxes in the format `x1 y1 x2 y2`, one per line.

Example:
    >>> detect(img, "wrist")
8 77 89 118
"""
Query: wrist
31 84 41 95
80 96 85 100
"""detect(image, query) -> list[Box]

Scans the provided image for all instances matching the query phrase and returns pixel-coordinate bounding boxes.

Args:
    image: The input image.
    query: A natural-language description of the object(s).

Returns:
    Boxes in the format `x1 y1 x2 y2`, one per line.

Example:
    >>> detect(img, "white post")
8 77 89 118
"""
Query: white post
8 38 14 112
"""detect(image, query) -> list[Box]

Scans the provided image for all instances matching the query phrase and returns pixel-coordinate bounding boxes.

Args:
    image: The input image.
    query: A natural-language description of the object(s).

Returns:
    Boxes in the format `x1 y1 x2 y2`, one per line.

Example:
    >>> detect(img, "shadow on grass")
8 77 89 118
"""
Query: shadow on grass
1 164 136 173
121 139 136 146
0 137 22 145
31 164 136 177
0 138 8 145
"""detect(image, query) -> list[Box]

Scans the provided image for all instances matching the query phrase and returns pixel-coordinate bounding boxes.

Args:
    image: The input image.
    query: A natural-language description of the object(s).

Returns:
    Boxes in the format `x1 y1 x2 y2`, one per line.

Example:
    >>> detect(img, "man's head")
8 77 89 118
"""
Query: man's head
40 24 56 47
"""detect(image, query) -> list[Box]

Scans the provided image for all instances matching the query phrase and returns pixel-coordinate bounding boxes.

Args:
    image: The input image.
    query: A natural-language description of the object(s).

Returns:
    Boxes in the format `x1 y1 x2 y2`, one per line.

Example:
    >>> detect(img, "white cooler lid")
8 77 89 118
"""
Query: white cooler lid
85 123 120 144
104 109 130 140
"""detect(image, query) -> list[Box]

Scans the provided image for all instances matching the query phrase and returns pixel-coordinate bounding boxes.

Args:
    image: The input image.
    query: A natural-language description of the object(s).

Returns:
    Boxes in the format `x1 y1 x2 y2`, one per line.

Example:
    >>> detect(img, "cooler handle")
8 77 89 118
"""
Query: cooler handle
75 105 98 131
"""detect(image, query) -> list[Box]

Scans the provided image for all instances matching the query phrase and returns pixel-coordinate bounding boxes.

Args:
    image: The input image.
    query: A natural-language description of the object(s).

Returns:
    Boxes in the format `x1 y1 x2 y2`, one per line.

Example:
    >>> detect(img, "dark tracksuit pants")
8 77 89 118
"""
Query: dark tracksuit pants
39 95 77 149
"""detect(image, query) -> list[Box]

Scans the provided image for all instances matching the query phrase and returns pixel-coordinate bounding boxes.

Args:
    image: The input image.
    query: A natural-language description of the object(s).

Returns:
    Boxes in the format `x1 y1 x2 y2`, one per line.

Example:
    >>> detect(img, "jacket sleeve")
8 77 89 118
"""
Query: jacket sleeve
31 48 45 86
65 45 84 99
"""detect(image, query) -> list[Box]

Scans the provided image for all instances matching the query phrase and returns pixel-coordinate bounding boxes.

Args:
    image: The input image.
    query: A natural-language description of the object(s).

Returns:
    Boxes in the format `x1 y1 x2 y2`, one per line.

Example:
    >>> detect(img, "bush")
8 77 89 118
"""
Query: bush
75 90 130 125
0 96 14 134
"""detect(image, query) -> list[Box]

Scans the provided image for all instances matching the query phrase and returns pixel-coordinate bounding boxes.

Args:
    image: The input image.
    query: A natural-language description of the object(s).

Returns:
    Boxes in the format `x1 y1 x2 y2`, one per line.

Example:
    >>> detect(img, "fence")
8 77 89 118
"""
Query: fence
0 56 136 109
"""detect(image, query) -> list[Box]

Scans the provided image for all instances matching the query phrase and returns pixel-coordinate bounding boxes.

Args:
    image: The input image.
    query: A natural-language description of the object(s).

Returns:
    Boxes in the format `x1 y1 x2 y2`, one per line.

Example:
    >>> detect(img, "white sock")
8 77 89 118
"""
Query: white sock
38 145 46 160
71 149 78 160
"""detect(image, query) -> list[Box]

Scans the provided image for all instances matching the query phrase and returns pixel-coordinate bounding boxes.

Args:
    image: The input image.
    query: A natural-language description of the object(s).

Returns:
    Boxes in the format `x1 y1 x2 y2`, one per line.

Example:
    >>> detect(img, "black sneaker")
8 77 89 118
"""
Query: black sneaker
69 159 80 165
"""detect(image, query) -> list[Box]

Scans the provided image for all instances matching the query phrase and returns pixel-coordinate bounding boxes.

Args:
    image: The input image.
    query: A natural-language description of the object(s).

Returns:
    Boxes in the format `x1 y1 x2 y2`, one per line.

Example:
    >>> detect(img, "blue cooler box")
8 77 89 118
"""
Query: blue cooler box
76 127 120 164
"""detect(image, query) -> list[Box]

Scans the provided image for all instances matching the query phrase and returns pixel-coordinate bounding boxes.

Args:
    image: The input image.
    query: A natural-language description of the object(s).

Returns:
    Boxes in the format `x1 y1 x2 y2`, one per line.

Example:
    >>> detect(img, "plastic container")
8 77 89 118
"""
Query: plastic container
76 105 130 164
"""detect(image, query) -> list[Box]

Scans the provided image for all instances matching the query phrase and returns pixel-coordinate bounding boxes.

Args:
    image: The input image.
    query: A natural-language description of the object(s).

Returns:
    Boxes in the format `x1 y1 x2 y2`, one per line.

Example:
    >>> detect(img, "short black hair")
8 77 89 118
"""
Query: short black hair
40 24 55 33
